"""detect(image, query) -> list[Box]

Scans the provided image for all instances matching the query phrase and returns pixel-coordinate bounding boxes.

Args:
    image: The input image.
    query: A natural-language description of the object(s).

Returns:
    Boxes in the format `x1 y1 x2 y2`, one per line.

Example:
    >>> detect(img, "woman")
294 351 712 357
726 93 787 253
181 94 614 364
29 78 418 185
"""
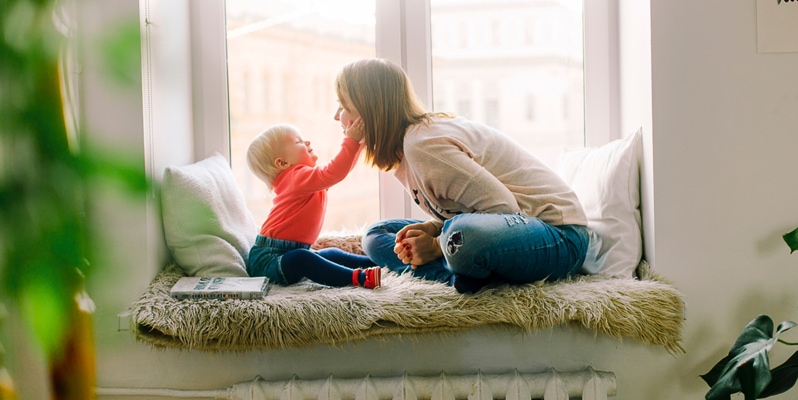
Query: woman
333 58 589 294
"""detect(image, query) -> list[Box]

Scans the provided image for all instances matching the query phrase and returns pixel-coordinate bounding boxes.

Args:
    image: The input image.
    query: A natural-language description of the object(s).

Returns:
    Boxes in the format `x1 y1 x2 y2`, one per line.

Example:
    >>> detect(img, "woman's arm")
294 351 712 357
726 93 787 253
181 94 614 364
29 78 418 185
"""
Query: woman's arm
408 136 520 215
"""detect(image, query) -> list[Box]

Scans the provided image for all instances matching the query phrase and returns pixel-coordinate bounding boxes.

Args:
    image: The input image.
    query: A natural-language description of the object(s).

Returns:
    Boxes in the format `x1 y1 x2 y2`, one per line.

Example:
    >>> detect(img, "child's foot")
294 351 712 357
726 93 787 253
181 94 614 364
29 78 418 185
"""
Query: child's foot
353 267 381 289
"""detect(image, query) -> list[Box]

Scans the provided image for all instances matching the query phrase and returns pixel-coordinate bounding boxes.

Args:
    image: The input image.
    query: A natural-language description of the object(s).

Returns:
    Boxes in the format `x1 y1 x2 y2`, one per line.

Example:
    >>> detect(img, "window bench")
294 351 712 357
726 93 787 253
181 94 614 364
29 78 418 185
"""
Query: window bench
130 234 684 354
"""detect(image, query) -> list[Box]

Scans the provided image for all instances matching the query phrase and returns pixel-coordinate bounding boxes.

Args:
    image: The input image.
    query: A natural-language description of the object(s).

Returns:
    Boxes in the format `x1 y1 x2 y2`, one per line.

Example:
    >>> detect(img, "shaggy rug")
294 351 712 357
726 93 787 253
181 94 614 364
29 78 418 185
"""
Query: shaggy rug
131 235 685 354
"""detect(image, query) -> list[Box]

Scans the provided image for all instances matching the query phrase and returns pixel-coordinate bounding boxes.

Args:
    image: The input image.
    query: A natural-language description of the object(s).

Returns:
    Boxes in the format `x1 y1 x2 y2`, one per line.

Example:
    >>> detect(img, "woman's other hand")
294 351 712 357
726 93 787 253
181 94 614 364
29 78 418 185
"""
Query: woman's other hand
394 222 443 268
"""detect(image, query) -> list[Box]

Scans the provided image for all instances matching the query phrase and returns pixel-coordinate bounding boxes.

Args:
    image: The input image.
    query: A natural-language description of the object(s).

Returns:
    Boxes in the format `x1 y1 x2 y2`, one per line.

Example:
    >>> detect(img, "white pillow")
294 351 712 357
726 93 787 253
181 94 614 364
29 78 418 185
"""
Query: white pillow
161 153 259 277
557 128 643 278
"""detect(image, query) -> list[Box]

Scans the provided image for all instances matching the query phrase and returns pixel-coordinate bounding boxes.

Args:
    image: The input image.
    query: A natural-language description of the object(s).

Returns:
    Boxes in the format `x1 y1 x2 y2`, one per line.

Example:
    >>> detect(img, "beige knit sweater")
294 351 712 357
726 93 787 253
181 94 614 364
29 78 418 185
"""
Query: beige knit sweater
393 116 587 228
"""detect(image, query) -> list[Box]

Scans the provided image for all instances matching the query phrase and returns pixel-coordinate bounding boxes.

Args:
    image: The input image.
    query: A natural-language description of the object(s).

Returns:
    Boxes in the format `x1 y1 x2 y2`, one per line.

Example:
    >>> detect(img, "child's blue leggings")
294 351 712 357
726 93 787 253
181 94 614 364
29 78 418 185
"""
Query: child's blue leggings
281 248 375 286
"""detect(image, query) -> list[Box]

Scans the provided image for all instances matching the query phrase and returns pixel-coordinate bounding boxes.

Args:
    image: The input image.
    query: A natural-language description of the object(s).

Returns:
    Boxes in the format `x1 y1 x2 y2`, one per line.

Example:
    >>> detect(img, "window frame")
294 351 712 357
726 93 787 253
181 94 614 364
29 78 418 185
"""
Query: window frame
189 0 618 222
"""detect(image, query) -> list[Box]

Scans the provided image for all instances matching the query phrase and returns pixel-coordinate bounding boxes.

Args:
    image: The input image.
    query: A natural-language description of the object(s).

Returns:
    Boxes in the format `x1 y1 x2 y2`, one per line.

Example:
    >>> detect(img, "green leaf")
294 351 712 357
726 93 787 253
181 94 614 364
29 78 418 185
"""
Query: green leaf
0 0 148 361
20 279 70 357
702 315 798 400
783 227 798 254
759 350 798 398
81 146 150 194
739 360 758 400
99 19 141 87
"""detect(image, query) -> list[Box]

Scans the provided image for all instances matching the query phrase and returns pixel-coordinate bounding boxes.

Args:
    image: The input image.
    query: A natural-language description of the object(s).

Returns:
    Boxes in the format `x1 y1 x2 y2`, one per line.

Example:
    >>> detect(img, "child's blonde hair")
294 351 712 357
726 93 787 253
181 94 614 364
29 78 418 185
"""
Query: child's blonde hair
247 124 297 190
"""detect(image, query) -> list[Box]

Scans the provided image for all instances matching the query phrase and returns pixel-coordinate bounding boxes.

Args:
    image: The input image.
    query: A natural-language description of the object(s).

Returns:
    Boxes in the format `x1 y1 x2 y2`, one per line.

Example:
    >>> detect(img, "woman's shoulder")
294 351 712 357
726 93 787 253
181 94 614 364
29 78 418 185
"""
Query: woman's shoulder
408 116 498 144
407 115 468 136
404 119 455 148
403 118 484 164
432 116 497 135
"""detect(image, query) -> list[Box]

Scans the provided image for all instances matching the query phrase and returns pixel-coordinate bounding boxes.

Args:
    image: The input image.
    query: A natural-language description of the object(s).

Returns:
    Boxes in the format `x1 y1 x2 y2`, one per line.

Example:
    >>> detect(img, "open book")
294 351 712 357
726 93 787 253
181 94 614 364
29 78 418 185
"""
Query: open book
170 276 270 300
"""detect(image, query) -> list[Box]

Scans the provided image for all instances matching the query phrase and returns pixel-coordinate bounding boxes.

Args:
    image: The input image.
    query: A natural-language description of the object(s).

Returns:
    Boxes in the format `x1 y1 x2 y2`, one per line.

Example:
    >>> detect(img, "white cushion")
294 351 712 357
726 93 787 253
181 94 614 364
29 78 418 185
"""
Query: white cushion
161 153 259 277
557 128 643 278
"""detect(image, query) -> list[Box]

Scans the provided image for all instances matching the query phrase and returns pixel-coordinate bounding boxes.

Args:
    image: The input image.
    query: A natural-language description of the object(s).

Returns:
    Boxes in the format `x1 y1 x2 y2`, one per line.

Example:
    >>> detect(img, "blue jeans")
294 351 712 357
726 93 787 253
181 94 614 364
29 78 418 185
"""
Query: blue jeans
361 219 454 284
361 214 589 286
248 236 374 286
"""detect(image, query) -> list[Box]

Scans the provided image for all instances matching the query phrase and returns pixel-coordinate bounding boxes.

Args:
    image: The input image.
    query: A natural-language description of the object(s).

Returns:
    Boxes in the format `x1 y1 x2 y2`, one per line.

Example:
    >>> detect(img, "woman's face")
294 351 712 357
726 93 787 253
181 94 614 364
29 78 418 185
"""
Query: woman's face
334 90 360 129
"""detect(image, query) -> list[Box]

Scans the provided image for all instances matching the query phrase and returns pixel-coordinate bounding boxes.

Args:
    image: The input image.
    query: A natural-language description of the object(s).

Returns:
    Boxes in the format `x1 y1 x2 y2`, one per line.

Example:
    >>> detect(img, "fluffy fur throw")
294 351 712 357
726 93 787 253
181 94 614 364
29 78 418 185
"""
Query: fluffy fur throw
131 235 685 354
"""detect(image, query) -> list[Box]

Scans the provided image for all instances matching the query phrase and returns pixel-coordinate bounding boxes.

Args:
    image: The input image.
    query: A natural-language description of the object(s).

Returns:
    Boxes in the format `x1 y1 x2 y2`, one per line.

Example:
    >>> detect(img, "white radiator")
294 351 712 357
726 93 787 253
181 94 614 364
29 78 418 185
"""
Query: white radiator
96 368 616 400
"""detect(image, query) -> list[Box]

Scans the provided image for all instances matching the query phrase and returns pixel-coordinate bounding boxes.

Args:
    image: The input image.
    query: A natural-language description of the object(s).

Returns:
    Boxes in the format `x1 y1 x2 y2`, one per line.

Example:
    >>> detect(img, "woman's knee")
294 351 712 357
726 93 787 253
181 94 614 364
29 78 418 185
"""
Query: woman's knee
438 216 482 276
362 219 417 254
438 213 542 278
361 222 391 256
439 214 484 259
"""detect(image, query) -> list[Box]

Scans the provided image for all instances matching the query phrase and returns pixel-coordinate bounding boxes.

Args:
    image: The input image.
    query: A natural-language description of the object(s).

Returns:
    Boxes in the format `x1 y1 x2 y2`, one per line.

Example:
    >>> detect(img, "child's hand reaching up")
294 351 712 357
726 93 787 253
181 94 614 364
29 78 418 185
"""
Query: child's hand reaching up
344 117 365 143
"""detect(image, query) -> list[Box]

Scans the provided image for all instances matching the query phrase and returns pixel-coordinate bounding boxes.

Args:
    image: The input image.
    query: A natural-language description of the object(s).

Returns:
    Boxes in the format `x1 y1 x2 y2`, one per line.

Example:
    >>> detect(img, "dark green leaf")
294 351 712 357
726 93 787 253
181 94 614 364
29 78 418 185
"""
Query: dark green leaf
702 315 798 400
783 227 798 254
702 352 735 387
739 360 758 400
760 350 798 398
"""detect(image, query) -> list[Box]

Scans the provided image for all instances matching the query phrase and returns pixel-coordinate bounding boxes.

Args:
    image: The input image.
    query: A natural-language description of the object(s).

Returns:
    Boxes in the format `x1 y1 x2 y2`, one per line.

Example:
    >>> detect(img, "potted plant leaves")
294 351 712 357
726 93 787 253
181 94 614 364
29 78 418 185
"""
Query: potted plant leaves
701 228 798 399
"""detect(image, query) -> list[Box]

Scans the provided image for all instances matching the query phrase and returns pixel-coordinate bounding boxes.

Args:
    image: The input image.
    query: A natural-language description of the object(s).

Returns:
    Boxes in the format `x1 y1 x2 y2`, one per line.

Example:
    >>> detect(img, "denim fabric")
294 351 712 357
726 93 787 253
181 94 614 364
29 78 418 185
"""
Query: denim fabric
440 213 588 283
249 236 375 286
361 215 589 286
361 219 454 284
247 236 312 285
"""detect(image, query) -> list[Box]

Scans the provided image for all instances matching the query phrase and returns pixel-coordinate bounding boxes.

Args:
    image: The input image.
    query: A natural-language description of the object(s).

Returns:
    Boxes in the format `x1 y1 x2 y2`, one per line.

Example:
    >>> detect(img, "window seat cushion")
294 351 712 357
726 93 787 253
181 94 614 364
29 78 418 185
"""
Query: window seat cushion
130 235 685 354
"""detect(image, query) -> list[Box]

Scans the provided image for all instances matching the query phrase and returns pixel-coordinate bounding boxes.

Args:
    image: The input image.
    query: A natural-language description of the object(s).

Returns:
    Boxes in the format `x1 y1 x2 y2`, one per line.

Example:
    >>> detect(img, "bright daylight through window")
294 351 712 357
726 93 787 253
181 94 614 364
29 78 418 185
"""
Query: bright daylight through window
225 0 584 232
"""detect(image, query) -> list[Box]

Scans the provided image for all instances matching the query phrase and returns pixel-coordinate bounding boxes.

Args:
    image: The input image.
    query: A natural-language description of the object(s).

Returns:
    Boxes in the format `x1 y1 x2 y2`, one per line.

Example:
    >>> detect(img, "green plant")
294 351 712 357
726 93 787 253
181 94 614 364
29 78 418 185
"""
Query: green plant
701 231 798 400
1 0 146 397
783 227 798 254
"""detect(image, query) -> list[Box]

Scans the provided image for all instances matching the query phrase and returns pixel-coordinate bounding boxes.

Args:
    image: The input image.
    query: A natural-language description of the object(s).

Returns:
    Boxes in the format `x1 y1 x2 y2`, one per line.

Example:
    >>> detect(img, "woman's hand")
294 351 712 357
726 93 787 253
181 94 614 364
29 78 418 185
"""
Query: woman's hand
344 117 365 143
394 222 443 268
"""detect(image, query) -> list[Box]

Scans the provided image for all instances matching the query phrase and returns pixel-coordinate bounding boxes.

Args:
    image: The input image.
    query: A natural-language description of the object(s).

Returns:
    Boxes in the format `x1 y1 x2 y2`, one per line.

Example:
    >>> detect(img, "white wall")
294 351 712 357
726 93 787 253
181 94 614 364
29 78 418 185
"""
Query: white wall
87 0 198 394
643 0 798 398
77 0 172 398
617 0 655 264
597 1 798 398
140 0 195 174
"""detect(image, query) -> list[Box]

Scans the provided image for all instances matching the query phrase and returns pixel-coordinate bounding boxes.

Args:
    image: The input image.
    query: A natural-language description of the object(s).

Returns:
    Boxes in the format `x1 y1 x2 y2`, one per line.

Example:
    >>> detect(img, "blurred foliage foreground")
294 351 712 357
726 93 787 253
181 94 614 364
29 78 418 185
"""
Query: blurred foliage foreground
1 0 147 397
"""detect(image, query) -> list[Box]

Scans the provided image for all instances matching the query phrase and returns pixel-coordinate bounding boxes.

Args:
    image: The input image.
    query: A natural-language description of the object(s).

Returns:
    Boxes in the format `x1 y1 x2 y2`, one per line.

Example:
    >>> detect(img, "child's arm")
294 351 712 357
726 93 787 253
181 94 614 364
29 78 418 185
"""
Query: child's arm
338 117 365 173
287 120 364 192
344 118 365 143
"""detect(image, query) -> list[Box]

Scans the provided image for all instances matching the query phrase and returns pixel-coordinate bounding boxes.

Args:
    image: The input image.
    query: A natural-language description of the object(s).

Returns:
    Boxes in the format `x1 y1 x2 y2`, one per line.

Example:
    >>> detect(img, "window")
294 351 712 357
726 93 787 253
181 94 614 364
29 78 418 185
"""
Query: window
192 0 613 231
225 0 379 232
526 93 536 121
430 0 584 167
484 99 499 129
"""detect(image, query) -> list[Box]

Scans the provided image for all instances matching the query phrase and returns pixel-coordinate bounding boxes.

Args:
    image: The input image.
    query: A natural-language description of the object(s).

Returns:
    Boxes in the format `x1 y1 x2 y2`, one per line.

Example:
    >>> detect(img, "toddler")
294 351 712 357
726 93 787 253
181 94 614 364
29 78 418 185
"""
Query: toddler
246 122 380 289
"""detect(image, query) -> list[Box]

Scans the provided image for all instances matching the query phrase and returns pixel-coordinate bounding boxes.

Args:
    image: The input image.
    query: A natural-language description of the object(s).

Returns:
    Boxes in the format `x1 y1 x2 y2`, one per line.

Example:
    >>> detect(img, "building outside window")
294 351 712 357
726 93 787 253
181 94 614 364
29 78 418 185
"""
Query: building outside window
225 0 584 232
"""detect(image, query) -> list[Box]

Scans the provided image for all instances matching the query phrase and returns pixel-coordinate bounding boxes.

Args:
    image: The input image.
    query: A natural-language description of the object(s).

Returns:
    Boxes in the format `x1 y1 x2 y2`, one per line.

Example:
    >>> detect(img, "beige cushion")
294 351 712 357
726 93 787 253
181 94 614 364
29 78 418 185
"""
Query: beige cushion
161 153 259 277
558 128 643 278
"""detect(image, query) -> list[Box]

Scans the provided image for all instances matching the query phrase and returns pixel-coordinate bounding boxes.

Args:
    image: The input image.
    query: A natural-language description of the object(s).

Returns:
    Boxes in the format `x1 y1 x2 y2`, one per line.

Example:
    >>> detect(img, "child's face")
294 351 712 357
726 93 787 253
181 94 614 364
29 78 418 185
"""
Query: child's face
334 91 360 130
277 130 317 168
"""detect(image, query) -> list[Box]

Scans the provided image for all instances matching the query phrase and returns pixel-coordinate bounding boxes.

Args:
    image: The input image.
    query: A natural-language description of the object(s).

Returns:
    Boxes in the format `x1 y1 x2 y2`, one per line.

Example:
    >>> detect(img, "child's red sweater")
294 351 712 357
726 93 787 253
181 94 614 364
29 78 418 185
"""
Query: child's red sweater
260 137 361 244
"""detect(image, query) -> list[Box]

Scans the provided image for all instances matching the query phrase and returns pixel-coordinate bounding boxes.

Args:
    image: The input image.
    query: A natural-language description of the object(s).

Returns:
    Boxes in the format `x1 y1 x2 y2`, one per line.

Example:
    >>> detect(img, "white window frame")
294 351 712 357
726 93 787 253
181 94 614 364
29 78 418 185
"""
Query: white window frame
188 0 618 221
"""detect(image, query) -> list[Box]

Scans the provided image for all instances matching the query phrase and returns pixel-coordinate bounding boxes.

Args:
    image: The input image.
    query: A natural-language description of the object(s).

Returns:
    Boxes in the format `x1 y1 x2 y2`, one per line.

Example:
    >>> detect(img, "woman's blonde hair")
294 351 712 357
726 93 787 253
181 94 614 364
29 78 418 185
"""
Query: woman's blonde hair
246 124 297 190
335 58 452 171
